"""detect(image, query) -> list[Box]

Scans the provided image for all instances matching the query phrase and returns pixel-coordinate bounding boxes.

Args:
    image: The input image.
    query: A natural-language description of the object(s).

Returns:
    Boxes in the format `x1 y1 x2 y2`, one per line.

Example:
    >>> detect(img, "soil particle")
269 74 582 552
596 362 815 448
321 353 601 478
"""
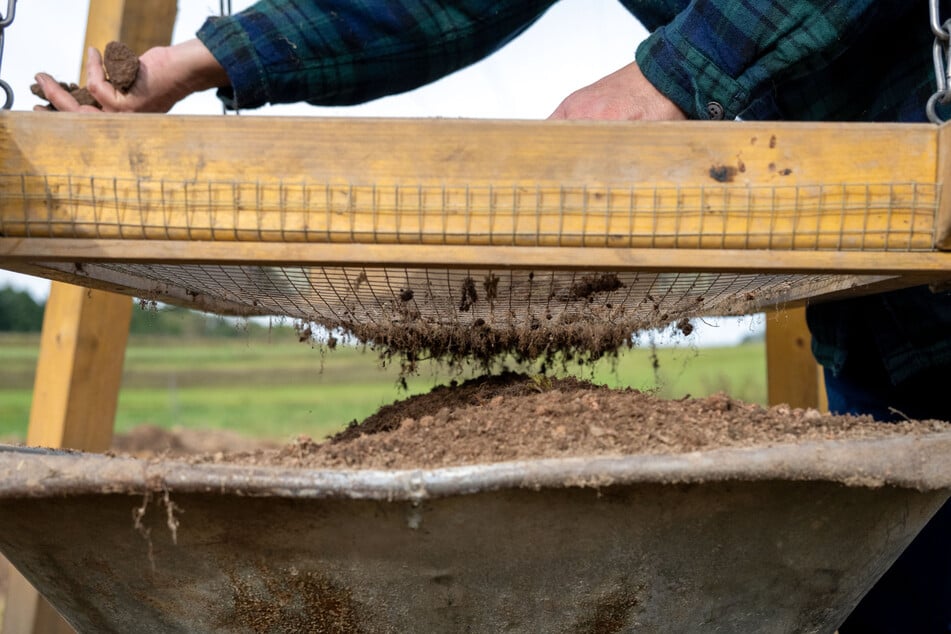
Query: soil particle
676 318 694 336
185 373 951 471
458 277 478 312
103 41 139 92
563 273 625 300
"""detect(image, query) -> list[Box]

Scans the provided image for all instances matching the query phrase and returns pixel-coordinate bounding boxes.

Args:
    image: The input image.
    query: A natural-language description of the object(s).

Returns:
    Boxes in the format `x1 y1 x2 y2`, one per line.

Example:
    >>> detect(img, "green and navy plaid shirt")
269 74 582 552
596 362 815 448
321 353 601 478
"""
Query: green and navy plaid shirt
197 0 943 123
197 0 951 383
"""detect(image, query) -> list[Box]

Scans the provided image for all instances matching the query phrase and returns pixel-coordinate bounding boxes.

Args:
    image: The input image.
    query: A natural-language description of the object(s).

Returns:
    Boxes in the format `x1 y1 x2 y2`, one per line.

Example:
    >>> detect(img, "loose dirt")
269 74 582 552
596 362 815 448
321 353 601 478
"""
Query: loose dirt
170 373 950 471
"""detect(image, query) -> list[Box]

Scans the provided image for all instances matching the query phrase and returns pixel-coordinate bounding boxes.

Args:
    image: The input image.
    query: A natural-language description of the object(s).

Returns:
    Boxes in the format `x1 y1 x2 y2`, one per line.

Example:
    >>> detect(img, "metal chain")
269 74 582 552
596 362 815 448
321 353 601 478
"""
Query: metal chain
0 0 18 110
928 0 951 122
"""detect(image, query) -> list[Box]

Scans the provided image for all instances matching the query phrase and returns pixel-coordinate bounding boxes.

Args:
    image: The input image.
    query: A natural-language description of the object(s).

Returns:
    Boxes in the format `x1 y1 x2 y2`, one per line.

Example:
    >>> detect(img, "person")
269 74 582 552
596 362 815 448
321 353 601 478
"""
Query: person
34 2 951 631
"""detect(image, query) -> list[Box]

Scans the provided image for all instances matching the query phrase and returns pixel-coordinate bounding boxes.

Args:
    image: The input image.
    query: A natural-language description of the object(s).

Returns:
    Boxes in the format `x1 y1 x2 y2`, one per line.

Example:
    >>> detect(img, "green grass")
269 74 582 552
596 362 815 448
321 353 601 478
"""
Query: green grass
0 332 765 442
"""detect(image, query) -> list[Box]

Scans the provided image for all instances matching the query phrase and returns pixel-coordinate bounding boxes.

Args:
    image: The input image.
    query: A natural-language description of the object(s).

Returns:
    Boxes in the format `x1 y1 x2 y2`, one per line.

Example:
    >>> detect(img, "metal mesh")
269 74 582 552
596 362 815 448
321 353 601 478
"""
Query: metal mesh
32 260 864 352
2 169 941 360
0 175 939 251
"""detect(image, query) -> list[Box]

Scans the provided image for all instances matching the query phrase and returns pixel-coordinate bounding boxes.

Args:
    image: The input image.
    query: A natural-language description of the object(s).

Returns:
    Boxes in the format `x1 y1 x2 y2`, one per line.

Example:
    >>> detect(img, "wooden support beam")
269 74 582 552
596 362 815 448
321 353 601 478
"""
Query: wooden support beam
936 122 951 250
766 307 827 410
0 116 942 252
1 3 177 634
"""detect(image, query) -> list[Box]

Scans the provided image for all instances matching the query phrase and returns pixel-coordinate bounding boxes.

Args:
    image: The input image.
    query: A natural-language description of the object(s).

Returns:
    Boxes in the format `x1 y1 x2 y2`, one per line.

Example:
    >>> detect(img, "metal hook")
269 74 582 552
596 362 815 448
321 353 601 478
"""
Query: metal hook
0 0 16 28
0 79 12 110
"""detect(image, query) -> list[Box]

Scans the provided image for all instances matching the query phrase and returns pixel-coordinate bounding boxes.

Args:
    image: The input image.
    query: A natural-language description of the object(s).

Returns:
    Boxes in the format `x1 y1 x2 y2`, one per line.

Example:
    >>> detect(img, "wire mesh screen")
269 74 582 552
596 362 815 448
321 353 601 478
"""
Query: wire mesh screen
1 168 940 362
0 175 939 251
30 260 868 364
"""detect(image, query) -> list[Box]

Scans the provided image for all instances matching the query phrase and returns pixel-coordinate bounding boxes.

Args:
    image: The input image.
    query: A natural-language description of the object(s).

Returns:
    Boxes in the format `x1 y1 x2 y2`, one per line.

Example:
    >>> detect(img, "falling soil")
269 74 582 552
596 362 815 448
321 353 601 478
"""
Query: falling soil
178 373 951 471
32 40 139 110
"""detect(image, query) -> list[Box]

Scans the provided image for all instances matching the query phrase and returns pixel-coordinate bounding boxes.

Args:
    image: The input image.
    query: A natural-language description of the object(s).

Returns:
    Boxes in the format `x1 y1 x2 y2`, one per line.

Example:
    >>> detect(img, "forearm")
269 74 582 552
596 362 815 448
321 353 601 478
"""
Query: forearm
196 0 558 109
634 0 904 121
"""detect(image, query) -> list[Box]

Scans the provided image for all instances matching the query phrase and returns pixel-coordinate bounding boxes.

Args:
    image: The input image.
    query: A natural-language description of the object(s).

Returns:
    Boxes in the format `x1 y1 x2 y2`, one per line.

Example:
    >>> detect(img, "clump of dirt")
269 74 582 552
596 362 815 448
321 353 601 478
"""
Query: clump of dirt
346 318 634 376
186 373 951 471
32 40 139 109
31 81 100 109
103 41 139 92
563 273 625 300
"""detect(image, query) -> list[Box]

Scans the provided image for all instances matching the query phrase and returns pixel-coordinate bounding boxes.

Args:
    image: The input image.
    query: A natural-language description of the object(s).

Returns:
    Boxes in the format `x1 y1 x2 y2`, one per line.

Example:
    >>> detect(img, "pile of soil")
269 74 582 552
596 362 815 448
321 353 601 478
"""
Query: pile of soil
185 373 950 471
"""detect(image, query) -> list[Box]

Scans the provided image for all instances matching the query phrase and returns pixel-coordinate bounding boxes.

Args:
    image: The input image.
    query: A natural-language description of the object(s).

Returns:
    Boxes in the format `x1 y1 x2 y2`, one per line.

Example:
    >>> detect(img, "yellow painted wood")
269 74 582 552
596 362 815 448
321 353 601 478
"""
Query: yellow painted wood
2 3 176 634
0 116 940 251
936 122 951 250
766 307 826 410
0 239 948 275
81 0 177 62
24 284 132 450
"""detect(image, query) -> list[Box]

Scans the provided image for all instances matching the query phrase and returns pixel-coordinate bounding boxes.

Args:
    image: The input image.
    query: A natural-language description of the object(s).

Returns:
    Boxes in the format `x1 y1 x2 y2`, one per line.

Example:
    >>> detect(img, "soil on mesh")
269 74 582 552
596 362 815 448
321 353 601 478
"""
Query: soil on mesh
341 319 636 377
32 40 139 109
180 372 951 471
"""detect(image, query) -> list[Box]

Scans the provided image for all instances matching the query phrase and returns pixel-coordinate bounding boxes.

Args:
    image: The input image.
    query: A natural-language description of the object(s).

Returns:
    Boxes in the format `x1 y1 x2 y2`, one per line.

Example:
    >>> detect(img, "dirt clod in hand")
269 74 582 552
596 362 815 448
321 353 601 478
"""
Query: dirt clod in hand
103 41 140 92
31 81 101 110
33 40 139 109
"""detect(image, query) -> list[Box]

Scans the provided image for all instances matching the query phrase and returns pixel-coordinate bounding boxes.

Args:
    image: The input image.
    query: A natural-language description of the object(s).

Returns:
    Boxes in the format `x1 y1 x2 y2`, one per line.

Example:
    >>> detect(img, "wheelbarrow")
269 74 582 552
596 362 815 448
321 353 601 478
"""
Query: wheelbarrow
1 432 950 633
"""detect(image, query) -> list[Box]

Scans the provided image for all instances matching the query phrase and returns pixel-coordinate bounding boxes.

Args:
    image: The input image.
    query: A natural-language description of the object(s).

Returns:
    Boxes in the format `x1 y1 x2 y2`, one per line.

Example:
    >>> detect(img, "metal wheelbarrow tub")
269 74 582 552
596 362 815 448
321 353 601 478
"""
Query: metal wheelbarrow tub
1 433 950 634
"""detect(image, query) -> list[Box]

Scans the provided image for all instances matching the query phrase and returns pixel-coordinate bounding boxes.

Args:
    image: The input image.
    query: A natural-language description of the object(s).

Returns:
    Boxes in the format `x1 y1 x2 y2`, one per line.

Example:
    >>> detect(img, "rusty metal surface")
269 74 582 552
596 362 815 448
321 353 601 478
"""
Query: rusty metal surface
1 436 950 633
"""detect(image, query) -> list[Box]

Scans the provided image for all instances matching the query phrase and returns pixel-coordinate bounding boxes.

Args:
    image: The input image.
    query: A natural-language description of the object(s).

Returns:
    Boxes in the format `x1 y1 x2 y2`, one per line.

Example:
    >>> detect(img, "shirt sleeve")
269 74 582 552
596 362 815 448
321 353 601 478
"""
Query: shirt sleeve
633 1 900 121
197 0 557 109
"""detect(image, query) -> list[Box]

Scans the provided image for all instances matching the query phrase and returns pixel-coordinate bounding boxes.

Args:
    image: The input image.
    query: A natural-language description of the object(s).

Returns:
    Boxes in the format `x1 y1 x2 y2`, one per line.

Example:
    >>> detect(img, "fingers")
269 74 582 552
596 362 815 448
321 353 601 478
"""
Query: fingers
547 103 567 120
85 46 122 111
86 47 106 86
33 73 80 112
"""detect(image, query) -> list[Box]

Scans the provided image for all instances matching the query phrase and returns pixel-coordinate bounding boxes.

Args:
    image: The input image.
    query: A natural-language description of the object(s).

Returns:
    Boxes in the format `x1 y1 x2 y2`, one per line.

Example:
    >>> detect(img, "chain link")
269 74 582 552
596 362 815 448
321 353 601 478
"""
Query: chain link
928 0 951 122
0 0 17 110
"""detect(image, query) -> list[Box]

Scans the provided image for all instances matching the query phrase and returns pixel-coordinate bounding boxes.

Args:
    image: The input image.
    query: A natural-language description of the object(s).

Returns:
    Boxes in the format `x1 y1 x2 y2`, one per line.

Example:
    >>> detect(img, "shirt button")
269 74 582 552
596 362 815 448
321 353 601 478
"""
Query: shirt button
706 101 725 120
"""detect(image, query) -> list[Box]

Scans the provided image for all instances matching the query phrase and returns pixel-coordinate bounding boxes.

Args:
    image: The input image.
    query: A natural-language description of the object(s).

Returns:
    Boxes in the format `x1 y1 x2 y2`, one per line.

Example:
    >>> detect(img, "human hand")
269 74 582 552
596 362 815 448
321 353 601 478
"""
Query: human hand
549 60 686 121
33 39 229 114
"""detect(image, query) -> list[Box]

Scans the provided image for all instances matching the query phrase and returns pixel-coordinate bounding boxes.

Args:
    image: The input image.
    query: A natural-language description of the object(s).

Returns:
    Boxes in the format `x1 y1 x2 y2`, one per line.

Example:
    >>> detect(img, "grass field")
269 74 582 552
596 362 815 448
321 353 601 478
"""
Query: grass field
0 331 766 443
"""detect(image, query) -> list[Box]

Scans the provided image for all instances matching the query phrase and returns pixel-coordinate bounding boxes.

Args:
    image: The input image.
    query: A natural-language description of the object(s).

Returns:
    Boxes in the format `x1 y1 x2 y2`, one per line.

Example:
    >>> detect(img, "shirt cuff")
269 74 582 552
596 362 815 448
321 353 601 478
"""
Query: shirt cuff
197 16 270 110
635 24 752 121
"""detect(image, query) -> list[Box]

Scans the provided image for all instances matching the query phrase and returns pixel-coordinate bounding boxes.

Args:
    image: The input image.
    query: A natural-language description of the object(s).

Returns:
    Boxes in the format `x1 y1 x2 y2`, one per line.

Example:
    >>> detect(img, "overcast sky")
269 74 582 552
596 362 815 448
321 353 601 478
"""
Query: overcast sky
0 1 761 345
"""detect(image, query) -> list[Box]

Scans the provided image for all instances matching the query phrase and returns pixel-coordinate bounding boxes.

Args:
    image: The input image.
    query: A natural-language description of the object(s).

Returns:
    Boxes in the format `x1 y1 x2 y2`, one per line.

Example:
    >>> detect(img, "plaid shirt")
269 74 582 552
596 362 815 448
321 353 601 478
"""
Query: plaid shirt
198 0 951 384
198 0 945 123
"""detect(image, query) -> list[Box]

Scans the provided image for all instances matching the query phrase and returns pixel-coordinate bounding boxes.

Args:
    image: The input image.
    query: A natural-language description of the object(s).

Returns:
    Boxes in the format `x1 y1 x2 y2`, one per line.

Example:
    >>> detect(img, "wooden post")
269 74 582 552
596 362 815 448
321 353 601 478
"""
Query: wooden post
766 307 827 410
937 123 951 250
1 3 177 633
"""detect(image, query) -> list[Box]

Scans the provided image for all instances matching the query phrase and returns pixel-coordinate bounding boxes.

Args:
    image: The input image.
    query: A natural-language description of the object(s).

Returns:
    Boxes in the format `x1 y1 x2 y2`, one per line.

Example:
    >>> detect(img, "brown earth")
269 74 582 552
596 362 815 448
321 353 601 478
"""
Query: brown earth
169 372 950 471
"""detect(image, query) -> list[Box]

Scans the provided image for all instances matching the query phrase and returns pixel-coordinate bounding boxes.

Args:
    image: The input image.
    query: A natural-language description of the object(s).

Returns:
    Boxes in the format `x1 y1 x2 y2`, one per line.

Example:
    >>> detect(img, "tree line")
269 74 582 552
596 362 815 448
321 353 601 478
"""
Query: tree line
0 286 287 337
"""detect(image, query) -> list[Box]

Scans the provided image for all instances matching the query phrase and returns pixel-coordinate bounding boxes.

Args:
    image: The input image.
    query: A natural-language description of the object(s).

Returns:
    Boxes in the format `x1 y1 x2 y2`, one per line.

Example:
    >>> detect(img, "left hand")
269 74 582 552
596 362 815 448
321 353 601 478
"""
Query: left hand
32 73 103 113
549 60 687 121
